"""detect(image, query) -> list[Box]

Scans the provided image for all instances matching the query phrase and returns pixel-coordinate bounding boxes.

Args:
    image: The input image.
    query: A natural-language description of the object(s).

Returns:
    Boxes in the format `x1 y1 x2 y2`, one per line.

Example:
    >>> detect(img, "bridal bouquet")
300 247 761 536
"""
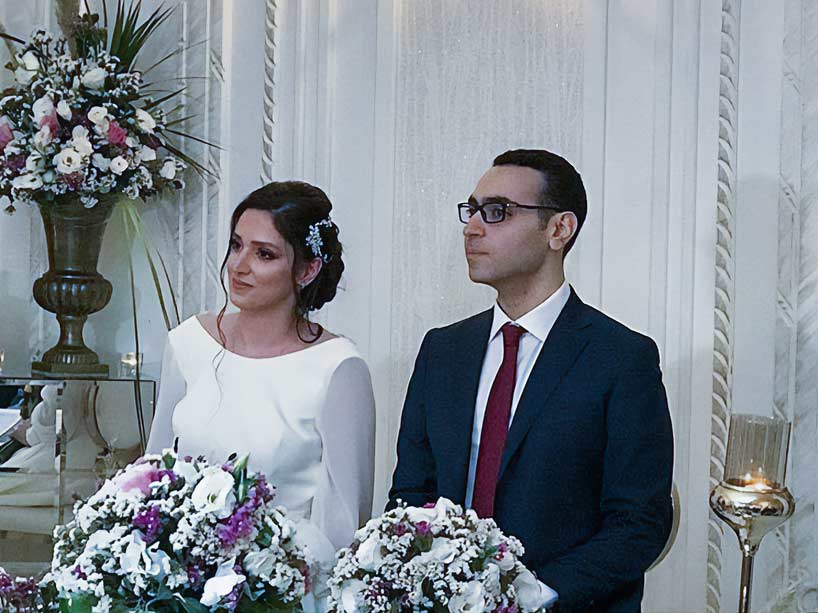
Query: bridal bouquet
0 6 194 214
328 498 555 613
41 451 313 612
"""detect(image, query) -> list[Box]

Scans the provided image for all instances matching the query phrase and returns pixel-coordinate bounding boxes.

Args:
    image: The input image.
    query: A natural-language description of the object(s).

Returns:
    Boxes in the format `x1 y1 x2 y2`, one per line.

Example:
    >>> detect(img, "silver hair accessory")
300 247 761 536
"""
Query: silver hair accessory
306 218 333 263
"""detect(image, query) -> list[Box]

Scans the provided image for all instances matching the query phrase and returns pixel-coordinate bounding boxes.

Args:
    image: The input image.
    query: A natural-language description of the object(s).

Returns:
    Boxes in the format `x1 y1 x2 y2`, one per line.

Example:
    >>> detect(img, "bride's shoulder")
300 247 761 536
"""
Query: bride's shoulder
169 312 222 346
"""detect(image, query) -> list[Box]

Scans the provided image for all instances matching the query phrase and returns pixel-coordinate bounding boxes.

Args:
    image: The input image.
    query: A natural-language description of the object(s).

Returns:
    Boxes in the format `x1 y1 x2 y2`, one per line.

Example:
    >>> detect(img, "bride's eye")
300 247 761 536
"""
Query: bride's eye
258 249 276 260
229 238 241 251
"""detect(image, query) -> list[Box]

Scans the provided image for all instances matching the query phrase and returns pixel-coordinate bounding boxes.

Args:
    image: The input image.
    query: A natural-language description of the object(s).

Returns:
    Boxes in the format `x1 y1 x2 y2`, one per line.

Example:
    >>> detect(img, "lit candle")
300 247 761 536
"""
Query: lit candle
742 472 772 491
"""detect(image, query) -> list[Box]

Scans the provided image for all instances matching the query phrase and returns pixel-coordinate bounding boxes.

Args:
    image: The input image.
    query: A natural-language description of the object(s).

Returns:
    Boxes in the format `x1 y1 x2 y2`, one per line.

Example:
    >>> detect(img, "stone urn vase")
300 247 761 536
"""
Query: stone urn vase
31 194 119 377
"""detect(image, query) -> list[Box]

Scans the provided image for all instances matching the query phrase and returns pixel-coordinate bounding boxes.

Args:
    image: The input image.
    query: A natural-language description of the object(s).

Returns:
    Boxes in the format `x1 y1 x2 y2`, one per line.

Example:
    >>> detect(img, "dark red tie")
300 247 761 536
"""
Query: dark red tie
472 322 526 518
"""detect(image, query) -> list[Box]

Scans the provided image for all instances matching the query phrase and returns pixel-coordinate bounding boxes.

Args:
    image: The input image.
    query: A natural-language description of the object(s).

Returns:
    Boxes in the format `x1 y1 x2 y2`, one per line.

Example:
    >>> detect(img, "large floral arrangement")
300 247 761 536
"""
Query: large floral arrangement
0 4 197 214
40 451 313 613
328 498 555 613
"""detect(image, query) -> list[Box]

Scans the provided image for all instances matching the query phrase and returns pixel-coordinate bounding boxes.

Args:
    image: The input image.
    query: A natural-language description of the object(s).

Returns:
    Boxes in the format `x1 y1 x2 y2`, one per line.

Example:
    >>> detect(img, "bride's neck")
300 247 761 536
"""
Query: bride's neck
229 306 300 353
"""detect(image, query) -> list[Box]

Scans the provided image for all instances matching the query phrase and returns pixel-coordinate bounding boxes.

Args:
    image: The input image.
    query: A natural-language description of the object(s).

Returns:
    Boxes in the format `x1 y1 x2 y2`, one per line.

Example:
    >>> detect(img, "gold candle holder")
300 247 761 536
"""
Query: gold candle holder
709 414 794 613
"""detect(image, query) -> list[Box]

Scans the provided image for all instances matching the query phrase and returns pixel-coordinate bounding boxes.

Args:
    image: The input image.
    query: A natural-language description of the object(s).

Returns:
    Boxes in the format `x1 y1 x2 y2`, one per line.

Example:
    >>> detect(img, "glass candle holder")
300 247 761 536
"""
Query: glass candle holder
118 352 143 379
710 414 794 613
723 414 790 490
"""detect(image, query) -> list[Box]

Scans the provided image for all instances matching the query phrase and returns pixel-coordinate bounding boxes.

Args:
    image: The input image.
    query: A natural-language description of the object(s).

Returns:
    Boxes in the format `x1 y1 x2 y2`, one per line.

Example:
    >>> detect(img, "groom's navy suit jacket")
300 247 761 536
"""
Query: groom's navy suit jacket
389 289 674 612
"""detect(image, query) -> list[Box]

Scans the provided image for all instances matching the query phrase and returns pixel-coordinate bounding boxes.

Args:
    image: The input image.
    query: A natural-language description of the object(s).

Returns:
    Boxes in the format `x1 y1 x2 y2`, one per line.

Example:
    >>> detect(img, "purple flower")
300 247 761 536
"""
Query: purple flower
493 606 518 613
415 521 431 537
71 566 87 580
422 502 436 508
187 563 204 589
0 576 39 609
222 582 243 611
217 500 256 546
5 154 26 171
393 522 408 537
133 505 162 543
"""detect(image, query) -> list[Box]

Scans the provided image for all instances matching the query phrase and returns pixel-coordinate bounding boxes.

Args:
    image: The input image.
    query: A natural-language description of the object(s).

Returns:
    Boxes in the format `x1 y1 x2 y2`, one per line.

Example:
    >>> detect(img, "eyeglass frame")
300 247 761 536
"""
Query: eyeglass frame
457 199 565 224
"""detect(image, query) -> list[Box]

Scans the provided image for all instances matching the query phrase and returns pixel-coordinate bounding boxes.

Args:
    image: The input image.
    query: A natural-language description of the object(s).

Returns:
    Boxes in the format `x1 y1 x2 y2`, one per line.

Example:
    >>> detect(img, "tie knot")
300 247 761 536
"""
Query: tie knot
500 322 525 349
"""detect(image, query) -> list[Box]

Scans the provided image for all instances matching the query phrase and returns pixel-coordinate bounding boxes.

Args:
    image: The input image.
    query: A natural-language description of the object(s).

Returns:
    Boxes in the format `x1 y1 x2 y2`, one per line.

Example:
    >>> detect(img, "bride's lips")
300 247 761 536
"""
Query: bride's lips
230 278 253 291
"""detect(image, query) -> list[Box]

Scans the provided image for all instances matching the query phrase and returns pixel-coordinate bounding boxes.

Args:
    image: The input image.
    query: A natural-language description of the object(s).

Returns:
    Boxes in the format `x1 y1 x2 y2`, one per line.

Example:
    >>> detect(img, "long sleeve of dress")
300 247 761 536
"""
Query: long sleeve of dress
146 338 186 455
310 356 376 551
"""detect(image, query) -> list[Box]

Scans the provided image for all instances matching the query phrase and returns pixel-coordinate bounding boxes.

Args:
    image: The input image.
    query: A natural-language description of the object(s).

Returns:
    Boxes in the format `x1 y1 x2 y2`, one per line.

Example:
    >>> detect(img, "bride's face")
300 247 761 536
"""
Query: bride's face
227 209 298 312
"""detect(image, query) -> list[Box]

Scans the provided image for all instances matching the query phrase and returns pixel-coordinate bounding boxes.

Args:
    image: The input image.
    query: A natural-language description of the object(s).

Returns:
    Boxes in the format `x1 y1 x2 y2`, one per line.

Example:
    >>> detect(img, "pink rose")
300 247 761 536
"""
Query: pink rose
106 120 128 147
0 123 13 151
38 111 60 137
113 463 170 496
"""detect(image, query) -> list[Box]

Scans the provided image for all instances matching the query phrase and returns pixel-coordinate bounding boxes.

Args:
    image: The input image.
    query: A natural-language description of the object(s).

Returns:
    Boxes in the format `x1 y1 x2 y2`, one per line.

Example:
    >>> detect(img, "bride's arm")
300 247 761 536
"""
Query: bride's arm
145 338 186 455
313 356 376 550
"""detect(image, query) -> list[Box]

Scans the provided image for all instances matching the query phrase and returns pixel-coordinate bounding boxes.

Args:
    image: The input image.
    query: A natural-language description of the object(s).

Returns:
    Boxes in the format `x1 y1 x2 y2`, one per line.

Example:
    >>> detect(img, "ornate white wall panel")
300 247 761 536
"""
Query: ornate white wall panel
707 1 741 610
389 0 583 464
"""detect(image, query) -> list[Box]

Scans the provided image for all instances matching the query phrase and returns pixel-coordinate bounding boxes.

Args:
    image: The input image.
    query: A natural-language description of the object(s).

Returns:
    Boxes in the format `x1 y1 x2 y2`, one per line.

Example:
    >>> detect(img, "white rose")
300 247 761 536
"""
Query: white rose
92 153 111 171
72 125 89 140
56 100 72 120
448 582 486 613
25 153 44 172
32 95 55 122
135 108 156 133
354 531 384 571
339 579 367 613
87 106 109 125
21 51 40 71
91 594 112 613
243 550 276 578
54 147 84 174
418 537 457 565
191 467 236 518
145 546 171 579
513 569 557 612
492 549 516 572
125 136 138 148
81 66 108 89
404 505 438 524
14 51 40 85
118 532 148 575
172 458 200 485
33 125 53 147
12 173 43 190
75 505 100 533
159 160 176 180
138 145 156 162
109 156 129 175
200 558 245 607
432 497 461 517
73 137 93 157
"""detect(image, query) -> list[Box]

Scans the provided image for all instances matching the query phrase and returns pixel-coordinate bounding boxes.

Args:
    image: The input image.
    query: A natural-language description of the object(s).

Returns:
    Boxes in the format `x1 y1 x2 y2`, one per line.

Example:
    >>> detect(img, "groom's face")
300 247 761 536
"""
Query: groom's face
463 165 552 289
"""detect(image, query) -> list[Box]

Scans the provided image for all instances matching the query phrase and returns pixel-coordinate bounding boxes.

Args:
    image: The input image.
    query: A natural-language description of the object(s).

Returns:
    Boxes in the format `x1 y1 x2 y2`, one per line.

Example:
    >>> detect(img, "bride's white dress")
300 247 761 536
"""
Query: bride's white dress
146 316 376 611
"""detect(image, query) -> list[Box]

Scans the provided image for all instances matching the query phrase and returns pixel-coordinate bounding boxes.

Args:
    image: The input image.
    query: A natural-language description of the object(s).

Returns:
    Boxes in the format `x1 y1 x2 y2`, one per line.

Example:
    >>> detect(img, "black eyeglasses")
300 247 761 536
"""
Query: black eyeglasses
457 201 561 224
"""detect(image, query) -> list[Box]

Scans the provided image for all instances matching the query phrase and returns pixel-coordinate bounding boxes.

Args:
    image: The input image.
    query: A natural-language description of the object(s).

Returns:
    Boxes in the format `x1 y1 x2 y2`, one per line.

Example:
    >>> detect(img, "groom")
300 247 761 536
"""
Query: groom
389 149 674 612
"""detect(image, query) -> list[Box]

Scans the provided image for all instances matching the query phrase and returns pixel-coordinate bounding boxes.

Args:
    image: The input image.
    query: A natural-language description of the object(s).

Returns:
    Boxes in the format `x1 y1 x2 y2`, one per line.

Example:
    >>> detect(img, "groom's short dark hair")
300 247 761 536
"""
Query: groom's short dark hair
493 149 587 255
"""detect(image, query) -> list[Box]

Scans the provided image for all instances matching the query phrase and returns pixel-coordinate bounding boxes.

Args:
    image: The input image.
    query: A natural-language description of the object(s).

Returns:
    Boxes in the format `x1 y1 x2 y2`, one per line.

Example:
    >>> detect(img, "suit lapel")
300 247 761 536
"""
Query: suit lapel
498 290 593 480
440 309 493 501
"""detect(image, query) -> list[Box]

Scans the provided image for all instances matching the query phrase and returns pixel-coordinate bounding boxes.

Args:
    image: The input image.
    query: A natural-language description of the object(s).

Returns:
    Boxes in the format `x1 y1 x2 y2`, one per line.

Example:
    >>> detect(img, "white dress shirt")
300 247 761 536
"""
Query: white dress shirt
464 281 571 508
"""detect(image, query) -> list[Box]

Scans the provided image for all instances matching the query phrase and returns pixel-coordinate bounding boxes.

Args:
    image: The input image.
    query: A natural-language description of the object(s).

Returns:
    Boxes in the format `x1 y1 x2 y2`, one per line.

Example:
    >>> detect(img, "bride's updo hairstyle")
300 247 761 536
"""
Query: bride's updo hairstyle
217 181 345 343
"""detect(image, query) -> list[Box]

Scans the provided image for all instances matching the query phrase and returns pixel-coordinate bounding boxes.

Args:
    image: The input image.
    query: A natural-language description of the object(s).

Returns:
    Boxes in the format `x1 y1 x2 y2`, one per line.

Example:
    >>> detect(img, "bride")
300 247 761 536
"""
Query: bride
146 181 376 611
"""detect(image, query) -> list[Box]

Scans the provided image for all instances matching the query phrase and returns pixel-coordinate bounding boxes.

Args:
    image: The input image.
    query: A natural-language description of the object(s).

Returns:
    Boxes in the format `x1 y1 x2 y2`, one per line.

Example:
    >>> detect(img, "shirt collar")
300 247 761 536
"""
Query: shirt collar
489 281 571 343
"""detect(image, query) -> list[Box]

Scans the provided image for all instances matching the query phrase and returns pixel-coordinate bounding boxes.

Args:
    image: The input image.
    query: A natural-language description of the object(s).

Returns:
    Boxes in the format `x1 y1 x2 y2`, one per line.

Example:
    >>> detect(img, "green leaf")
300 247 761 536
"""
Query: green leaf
175 595 211 613
59 593 95 613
